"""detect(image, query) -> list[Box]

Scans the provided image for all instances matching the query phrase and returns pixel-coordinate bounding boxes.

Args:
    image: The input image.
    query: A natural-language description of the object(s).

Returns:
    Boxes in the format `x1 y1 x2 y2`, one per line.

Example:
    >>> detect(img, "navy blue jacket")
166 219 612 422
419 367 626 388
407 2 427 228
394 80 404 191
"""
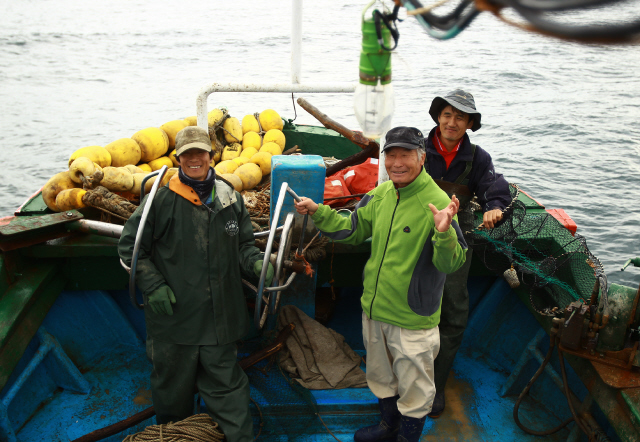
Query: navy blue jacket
424 127 511 212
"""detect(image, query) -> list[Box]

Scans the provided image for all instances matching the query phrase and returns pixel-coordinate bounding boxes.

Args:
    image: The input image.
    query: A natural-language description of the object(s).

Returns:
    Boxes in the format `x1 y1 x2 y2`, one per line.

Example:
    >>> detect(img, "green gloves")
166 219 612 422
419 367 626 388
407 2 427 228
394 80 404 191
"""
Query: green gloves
254 260 275 287
147 285 176 315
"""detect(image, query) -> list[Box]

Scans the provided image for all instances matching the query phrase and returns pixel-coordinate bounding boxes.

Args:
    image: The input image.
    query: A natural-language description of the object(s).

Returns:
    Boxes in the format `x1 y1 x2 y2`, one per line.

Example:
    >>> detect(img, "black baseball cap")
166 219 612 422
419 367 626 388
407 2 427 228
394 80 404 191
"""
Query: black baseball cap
382 127 425 153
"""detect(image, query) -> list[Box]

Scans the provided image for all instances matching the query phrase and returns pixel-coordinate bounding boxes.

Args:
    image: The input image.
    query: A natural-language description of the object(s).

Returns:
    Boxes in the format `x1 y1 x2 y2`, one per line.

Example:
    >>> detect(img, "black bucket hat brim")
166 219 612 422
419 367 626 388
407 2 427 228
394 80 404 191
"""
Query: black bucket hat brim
429 94 482 132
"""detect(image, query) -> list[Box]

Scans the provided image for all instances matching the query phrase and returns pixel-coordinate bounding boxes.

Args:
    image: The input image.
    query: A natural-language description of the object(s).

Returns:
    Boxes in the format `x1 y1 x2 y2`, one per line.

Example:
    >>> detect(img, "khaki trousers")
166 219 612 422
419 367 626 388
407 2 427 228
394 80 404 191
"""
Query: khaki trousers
361 312 440 418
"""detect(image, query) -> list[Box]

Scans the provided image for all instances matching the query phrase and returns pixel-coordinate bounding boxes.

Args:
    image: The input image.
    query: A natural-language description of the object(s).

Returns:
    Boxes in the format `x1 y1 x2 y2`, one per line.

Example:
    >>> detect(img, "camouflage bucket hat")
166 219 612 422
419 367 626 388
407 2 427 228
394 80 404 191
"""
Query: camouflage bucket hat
175 126 212 156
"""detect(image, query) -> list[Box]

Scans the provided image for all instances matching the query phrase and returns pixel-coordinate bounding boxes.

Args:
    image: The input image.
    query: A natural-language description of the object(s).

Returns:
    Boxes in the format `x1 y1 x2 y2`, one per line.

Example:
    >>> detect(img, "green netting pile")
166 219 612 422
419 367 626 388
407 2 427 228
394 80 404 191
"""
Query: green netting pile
464 184 608 316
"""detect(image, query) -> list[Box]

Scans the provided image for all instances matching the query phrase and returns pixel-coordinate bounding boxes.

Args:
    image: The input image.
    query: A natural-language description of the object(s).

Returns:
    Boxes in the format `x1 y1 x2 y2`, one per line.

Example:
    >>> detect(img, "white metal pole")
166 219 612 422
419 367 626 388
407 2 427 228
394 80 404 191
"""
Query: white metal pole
291 0 302 84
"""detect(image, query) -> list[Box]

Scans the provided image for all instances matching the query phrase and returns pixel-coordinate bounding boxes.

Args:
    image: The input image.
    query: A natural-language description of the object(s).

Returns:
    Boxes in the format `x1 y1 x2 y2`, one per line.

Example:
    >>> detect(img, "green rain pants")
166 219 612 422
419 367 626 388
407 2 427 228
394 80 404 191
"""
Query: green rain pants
433 248 473 393
149 339 253 442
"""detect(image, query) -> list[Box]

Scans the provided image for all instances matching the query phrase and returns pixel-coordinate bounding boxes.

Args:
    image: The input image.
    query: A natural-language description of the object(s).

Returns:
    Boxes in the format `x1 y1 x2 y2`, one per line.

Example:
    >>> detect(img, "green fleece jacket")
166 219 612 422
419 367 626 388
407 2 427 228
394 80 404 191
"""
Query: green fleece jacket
311 169 467 329
118 173 262 345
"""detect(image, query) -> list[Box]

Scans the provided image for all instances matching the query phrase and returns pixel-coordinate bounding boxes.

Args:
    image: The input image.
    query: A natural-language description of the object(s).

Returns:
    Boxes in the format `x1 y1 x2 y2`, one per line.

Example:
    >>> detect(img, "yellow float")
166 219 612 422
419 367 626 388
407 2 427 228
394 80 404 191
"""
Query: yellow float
68 145 112 168
132 127 169 163
104 138 142 167
234 163 262 190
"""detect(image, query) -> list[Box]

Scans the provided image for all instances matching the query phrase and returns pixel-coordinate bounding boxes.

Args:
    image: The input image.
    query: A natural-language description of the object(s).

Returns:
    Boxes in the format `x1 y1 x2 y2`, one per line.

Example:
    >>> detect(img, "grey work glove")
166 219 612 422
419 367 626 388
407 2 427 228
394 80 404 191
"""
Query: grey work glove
147 285 176 315
254 260 275 287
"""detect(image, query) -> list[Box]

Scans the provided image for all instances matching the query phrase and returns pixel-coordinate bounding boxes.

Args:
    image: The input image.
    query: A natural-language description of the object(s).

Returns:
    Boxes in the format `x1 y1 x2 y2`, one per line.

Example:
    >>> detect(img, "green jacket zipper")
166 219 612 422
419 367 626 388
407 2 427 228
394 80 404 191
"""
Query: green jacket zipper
370 189 400 319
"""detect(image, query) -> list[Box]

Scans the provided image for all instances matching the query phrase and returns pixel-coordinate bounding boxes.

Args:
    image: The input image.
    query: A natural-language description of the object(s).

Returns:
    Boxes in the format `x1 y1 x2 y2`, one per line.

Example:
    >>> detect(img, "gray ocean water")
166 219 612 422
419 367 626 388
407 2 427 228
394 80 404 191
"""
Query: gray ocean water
0 0 639 287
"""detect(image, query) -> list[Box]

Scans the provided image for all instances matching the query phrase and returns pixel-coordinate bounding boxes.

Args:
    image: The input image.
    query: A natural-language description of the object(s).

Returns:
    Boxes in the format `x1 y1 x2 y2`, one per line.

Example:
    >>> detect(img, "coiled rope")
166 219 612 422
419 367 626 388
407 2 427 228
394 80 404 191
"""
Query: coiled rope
122 414 224 442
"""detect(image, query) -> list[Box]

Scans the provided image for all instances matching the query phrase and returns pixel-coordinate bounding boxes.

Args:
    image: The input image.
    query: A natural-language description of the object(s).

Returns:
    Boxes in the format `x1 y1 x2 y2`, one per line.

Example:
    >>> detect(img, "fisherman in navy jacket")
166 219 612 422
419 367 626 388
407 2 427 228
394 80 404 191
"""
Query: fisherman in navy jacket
423 89 511 418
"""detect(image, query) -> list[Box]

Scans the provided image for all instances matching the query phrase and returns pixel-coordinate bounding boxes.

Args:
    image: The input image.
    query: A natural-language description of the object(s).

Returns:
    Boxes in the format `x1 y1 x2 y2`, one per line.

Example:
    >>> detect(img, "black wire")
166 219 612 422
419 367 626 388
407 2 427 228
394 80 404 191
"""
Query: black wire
373 7 401 51
404 0 481 33
510 1 640 41
402 0 640 42
509 0 627 12
512 334 576 436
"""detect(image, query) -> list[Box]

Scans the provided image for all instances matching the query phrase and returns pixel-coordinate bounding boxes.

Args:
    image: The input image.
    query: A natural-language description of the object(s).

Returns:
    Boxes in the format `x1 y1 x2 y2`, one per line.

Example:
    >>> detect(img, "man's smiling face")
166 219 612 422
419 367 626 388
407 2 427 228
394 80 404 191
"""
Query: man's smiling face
384 146 425 188
178 149 211 181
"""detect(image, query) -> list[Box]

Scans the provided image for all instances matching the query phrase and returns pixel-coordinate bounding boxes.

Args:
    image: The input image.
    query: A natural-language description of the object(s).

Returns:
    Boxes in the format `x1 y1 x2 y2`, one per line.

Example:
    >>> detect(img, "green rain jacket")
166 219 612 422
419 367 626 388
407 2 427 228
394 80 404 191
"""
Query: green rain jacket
311 169 467 330
118 173 262 345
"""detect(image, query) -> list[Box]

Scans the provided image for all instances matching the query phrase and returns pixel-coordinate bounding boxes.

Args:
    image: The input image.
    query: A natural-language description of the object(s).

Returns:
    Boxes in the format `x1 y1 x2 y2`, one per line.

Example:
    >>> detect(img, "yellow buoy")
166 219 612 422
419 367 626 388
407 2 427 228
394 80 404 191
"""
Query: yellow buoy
242 131 262 151
240 147 258 159
148 156 174 171
42 171 80 212
131 173 148 196
69 157 97 184
208 108 225 127
183 116 198 126
259 142 283 157
259 109 284 131
132 127 169 162
221 173 243 192
214 160 238 175
55 189 87 211
221 143 242 161
160 167 178 187
232 156 249 167
169 149 179 167
104 138 142 167
69 145 112 168
101 167 134 192
160 120 189 148
241 114 260 134
138 163 153 173
123 164 145 175
263 129 286 151
250 152 273 175
223 117 243 143
234 163 262 190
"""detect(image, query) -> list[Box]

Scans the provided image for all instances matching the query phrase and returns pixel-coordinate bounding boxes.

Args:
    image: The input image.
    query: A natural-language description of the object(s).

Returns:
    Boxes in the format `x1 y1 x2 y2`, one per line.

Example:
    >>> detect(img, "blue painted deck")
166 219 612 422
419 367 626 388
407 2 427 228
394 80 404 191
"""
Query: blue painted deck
4 275 620 441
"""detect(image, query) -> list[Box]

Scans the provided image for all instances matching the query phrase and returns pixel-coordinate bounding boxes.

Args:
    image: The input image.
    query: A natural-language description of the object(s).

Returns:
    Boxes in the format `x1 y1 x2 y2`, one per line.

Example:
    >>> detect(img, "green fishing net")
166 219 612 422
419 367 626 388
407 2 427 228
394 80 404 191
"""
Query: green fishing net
464 184 607 316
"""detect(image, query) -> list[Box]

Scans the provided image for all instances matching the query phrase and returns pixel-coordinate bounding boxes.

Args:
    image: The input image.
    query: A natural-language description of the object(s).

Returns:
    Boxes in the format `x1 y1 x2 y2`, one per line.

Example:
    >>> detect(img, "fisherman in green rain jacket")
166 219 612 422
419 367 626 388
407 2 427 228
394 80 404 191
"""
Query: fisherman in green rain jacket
118 125 273 442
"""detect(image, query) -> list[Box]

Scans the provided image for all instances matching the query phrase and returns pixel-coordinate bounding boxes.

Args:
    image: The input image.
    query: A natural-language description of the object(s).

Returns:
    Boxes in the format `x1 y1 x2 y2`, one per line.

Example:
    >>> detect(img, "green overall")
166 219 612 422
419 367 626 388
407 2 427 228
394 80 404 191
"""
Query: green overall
429 145 475 394
119 174 260 441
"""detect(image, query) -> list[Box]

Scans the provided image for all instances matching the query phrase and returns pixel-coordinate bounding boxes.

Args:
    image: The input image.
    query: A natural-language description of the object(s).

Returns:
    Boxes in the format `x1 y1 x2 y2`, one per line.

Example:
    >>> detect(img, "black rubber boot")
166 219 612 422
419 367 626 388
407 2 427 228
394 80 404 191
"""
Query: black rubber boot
354 395 401 442
427 390 445 418
396 415 427 442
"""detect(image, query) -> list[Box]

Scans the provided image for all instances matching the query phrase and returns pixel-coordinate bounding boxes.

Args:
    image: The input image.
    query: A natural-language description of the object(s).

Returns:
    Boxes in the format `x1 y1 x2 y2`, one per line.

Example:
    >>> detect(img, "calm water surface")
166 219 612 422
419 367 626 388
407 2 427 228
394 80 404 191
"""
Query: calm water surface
1 0 639 287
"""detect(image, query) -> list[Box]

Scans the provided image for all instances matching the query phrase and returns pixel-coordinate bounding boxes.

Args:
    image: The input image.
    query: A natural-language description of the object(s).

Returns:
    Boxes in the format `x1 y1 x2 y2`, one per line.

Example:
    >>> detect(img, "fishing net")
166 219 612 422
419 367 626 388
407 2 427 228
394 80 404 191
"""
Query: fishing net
464 184 608 316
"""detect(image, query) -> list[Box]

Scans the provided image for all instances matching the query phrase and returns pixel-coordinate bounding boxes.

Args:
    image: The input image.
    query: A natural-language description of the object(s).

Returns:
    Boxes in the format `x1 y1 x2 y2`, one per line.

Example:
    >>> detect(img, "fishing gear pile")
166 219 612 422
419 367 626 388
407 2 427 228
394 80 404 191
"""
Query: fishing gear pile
40 108 288 221
465 184 608 316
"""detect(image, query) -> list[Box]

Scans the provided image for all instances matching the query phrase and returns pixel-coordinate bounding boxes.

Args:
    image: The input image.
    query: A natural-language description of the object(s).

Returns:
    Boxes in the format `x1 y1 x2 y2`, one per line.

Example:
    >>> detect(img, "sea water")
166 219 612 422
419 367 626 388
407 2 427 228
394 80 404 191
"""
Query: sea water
0 0 638 287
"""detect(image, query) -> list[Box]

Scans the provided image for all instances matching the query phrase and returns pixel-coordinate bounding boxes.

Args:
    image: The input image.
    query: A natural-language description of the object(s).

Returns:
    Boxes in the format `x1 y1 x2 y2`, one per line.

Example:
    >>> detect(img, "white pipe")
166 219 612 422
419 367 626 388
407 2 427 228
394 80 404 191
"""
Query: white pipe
196 82 355 130
291 0 303 84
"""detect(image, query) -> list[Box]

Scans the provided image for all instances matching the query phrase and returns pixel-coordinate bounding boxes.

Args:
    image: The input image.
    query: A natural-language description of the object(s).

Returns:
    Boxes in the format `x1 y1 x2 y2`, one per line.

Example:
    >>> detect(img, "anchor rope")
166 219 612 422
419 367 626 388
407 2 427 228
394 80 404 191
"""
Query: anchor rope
121 414 224 442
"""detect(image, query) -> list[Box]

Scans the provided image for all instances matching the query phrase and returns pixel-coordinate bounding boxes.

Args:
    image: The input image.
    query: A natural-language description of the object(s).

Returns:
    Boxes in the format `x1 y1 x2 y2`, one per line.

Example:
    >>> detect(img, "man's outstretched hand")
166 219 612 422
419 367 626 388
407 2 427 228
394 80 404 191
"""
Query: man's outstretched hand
429 195 460 233
294 197 319 216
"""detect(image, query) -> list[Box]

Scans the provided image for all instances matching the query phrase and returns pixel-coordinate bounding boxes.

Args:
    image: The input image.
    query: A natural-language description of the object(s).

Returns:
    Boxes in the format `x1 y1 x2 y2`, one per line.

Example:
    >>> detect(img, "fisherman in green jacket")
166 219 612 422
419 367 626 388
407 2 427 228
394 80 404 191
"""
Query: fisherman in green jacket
118 126 273 442
294 127 467 442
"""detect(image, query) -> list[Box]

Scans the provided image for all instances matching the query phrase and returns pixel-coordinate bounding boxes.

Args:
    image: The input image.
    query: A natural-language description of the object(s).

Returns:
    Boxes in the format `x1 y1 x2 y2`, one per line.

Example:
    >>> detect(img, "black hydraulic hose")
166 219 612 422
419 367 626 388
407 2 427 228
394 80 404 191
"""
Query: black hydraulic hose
509 1 640 42
512 334 575 436
507 0 627 12
558 347 607 440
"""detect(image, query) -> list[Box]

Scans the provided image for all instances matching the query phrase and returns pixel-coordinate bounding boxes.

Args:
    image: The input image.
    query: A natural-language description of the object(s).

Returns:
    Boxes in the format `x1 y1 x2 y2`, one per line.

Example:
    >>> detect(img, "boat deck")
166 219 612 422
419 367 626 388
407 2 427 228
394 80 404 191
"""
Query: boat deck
10 279 588 442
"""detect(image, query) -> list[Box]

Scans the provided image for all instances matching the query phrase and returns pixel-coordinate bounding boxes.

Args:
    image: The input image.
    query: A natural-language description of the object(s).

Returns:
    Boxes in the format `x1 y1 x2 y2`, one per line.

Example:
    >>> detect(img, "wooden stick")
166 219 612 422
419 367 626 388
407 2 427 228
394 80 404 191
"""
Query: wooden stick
296 98 380 176
296 98 379 152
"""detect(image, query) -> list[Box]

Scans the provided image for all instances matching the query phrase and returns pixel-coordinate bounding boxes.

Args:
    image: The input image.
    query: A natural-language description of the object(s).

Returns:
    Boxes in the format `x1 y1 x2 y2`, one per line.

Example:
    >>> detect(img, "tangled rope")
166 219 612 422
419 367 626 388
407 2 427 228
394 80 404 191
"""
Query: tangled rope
122 414 224 442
